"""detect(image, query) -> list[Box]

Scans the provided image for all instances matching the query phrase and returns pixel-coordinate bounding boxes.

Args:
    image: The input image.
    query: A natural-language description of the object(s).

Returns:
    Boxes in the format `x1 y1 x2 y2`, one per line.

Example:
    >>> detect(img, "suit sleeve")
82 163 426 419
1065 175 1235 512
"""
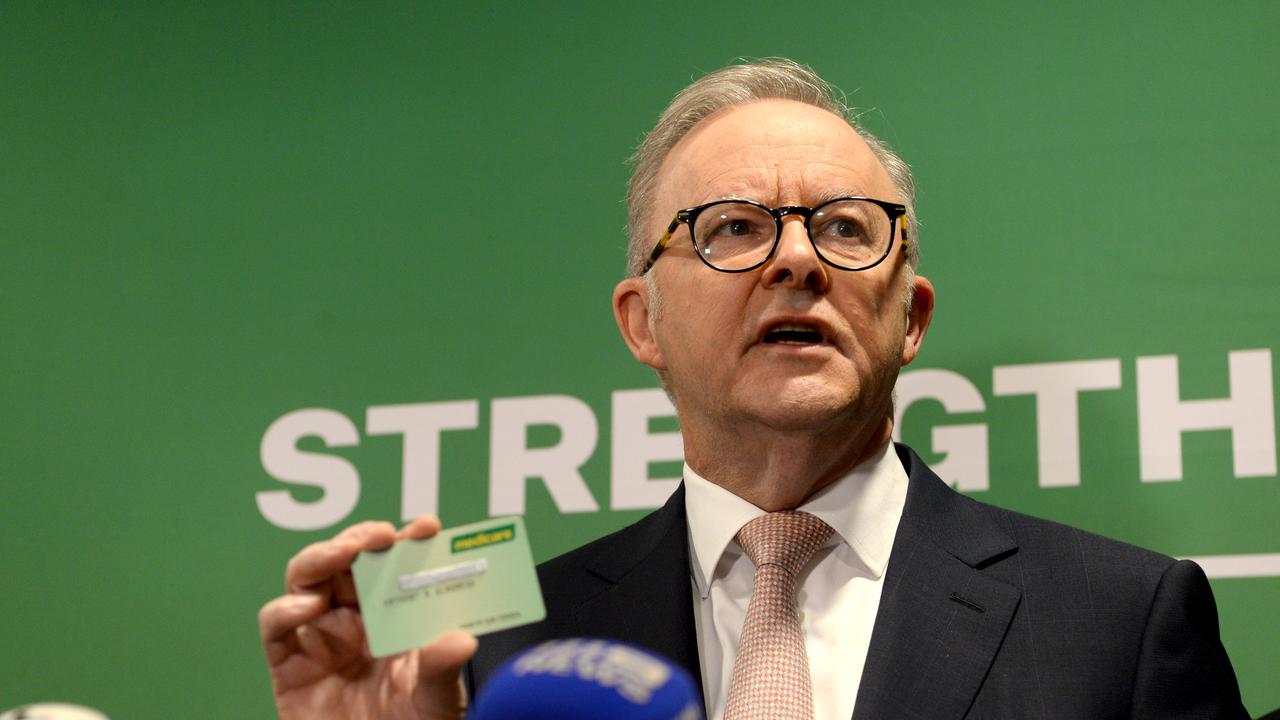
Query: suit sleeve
1130 559 1249 719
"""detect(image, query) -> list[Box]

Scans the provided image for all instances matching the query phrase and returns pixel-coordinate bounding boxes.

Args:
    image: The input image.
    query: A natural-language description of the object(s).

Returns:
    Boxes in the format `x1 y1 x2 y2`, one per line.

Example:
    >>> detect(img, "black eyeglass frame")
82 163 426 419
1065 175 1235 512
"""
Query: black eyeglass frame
641 196 909 274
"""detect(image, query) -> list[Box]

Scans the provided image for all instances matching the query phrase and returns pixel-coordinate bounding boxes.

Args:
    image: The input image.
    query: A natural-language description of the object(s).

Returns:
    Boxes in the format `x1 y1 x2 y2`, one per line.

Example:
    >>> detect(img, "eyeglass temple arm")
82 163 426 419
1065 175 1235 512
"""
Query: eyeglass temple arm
641 217 682 273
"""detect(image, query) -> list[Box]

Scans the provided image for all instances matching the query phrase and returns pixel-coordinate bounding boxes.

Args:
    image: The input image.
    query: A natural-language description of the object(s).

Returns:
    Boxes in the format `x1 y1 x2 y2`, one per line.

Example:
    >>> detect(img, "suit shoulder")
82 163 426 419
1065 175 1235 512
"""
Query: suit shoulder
962 495 1183 610
535 487 687 602
969 499 1247 716
982 498 1173 568
535 510 654 581
896 443 1177 587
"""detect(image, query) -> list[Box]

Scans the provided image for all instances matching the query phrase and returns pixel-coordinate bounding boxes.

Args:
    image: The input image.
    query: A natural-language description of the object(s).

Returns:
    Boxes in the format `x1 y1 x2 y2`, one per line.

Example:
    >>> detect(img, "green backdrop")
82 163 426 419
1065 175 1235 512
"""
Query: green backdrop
3 2 1277 716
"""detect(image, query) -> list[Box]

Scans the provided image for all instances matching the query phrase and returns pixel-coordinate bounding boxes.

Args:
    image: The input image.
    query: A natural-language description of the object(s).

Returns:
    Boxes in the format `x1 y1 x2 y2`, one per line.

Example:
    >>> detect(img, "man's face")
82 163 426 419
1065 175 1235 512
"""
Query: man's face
614 99 933 444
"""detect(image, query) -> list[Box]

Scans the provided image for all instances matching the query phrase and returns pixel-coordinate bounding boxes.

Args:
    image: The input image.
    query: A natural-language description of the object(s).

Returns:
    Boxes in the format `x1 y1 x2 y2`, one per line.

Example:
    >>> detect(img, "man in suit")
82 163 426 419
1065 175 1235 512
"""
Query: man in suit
258 59 1248 718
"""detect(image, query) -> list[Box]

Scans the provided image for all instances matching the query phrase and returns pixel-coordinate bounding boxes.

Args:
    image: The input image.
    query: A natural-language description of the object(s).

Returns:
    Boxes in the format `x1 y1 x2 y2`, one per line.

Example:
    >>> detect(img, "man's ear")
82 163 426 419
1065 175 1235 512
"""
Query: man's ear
613 276 665 370
901 274 935 366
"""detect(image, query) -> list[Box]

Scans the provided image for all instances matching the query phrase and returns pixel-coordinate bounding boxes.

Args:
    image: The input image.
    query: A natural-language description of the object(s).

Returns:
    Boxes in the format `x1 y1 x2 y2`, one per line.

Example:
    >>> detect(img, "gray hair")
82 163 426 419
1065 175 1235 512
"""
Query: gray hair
624 58 920 279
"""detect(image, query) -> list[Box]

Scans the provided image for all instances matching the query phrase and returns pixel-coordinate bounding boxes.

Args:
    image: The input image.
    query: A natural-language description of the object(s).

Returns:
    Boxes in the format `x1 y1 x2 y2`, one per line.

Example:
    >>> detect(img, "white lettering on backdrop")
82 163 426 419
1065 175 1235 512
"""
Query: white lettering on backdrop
256 349 1276 532
257 408 361 530
992 358 1123 488
1136 350 1277 481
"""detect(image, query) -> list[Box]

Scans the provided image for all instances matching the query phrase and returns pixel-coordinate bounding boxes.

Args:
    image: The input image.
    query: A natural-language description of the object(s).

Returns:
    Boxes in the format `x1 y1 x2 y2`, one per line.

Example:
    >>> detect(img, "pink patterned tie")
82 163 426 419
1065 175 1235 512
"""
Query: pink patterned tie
724 511 833 720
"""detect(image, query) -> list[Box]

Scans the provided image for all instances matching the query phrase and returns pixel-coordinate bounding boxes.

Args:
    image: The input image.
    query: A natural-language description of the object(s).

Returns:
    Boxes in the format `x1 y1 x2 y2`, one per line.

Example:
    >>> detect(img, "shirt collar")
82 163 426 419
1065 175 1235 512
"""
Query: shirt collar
683 439 908 599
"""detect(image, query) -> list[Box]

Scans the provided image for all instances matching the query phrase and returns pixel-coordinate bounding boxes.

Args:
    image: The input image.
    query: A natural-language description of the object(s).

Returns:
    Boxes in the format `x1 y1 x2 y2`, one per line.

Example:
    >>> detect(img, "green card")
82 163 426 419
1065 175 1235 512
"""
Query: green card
352 515 546 658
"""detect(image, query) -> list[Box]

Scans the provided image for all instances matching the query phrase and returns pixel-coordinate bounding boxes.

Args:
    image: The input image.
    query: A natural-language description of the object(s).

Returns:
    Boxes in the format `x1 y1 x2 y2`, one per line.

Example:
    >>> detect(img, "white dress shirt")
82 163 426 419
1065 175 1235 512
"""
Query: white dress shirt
683 439 908 720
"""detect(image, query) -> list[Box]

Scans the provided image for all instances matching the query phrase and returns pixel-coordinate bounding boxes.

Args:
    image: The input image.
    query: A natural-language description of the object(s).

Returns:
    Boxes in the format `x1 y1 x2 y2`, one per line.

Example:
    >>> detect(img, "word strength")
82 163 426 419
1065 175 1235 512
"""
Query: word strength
256 349 1275 530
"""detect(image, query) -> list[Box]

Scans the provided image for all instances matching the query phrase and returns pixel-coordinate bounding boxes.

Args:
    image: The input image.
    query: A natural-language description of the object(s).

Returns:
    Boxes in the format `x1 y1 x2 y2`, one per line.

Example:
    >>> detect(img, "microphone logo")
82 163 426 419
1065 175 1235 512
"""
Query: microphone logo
472 637 705 719
513 639 671 704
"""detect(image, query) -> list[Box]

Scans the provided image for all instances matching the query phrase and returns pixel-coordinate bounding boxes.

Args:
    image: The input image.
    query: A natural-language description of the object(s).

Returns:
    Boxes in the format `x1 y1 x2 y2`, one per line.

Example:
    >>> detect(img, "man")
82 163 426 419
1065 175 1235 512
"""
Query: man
259 59 1247 719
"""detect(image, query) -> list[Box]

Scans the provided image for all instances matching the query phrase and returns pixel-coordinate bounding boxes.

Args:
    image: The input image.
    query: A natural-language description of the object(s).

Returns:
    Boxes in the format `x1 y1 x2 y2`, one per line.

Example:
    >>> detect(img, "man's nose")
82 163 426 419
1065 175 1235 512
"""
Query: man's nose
761 217 830 292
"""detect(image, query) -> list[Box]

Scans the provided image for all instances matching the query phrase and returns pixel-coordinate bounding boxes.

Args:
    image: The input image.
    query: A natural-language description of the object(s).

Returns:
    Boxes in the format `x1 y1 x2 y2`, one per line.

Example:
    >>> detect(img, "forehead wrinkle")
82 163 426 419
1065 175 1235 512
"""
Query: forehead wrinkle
717 137 887 197
692 167 779 206
684 154 879 205
784 163 883 205
668 156 893 214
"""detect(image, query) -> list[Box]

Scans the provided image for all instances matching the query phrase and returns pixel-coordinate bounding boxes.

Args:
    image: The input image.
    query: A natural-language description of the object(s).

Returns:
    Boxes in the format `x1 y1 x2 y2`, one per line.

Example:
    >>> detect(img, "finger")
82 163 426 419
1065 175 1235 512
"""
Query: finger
295 623 334 668
276 607 367 690
285 520 397 593
333 569 360 609
334 519 399 546
259 593 329 662
414 631 478 718
309 605 367 657
323 517 440 607
398 514 442 541
418 631 478 677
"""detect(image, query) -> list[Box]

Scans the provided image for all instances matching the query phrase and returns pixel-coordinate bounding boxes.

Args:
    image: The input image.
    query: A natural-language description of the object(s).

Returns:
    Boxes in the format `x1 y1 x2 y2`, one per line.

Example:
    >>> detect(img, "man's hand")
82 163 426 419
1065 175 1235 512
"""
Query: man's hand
258 516 478 720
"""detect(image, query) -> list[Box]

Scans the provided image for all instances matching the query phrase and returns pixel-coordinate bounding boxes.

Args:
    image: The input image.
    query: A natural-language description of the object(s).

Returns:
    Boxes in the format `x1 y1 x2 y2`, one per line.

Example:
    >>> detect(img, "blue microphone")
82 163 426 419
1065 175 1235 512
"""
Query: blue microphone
471 638 704 720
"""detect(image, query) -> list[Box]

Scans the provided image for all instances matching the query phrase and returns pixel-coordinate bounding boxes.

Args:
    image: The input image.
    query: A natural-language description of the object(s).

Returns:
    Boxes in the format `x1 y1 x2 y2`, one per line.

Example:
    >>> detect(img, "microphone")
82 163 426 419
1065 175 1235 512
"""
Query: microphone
470 638 703 720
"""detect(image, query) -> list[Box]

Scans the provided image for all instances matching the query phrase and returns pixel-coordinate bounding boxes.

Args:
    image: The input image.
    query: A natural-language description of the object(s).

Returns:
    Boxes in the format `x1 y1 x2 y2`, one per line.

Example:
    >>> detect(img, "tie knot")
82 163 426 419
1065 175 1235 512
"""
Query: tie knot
735 511 833 575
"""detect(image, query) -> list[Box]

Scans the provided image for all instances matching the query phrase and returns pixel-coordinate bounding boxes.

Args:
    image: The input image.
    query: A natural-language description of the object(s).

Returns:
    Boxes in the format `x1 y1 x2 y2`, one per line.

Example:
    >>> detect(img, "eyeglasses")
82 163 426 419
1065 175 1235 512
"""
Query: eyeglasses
641 197 908 274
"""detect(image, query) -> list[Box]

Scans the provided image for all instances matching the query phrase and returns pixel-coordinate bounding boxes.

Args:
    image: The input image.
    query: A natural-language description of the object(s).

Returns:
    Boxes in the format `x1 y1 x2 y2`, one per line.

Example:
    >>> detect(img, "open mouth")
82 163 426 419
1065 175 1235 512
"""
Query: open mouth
762 323 826 345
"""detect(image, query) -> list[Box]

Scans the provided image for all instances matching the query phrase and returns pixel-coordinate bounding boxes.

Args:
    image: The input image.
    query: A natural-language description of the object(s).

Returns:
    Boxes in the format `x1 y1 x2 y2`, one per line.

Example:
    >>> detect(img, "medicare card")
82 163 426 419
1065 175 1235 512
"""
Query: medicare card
352 516 546 658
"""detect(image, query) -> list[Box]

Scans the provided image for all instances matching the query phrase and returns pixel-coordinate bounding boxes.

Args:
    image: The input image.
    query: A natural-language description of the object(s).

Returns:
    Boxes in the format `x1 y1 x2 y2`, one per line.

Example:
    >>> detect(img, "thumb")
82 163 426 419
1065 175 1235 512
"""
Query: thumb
413 630 478 720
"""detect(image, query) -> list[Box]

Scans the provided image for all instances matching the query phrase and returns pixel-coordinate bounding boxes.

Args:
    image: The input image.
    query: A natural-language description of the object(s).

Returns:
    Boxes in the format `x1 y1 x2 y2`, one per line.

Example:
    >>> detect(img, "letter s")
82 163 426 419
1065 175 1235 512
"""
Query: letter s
256 408 360 530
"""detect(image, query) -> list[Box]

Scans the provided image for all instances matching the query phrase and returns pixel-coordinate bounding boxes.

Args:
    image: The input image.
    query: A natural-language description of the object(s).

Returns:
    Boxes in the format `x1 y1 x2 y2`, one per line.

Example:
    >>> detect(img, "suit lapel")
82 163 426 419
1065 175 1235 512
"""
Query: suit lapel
853 445 1022 719
572 485 704 696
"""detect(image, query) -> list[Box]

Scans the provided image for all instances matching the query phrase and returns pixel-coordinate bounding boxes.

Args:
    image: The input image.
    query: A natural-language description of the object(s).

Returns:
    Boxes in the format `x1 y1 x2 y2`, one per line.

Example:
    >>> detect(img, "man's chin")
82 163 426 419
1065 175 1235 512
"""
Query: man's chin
733 382 863 432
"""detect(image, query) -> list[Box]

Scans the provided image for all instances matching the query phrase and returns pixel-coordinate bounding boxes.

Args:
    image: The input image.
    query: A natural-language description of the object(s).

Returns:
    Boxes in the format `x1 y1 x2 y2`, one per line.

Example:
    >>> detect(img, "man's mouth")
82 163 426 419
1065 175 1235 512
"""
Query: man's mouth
762 322 826 345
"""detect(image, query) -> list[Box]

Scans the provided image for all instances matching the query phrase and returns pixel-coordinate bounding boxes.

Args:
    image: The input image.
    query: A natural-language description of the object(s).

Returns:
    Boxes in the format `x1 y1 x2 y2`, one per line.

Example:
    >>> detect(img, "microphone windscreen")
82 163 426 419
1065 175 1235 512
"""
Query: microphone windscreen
471 638 703 720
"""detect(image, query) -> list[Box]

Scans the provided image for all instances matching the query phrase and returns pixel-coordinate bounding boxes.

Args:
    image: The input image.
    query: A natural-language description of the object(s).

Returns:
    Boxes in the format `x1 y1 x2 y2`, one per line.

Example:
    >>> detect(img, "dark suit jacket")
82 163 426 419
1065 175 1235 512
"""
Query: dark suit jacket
469 444 1248 719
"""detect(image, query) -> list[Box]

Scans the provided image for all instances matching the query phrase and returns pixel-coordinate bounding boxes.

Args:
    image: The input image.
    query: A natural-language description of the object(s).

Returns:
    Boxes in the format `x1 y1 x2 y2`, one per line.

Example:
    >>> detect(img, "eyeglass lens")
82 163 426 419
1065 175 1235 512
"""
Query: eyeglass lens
691 200 892 271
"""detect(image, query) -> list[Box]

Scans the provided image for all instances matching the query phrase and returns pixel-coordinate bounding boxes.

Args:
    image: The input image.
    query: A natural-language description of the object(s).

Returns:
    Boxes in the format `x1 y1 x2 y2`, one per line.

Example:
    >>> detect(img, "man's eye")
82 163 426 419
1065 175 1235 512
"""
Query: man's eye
814 216 868 241
839 220 862 237
709 218 761 236
830 219 865 238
